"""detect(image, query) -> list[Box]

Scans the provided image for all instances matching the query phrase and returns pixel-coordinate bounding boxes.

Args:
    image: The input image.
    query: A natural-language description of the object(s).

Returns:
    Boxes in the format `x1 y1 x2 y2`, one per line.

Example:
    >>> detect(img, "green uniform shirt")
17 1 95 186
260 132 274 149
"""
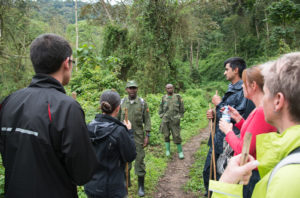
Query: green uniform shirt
118 96 151 144
159 94 185 122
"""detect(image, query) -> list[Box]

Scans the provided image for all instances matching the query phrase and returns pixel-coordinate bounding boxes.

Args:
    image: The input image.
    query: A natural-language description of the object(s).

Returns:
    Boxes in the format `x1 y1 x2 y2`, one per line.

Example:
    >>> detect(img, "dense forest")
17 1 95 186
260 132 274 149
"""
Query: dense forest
1 0 300 99
1 0 300 197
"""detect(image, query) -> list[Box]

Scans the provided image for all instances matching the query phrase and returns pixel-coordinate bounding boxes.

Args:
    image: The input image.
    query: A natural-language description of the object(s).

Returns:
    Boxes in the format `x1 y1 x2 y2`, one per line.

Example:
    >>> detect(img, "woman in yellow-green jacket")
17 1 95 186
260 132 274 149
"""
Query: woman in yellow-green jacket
209 52 300 198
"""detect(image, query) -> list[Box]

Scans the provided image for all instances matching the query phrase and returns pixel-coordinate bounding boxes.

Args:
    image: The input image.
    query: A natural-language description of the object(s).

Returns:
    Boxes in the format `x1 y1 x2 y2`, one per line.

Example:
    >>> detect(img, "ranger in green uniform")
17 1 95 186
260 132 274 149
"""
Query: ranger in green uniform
118 80 151 197
159 84 185 159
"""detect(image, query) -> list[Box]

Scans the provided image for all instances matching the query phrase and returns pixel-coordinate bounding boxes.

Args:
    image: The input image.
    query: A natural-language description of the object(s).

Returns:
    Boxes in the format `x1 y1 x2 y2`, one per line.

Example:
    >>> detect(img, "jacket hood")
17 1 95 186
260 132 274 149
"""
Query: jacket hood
256 125 300 177
87 114 124 141
29 73 65 93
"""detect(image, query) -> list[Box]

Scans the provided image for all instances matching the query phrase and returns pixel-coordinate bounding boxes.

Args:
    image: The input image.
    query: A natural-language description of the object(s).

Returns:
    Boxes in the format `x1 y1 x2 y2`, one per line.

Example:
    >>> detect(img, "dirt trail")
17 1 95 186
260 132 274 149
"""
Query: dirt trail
153 127 210 198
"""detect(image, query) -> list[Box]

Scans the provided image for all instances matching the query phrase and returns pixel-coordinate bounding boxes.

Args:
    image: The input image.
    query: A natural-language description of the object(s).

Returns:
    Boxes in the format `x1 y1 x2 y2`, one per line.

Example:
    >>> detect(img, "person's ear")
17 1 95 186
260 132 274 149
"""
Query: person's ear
115 105 121 114
234 67 239 75
251 81 257 91
63 57 70 70
273 92 285 112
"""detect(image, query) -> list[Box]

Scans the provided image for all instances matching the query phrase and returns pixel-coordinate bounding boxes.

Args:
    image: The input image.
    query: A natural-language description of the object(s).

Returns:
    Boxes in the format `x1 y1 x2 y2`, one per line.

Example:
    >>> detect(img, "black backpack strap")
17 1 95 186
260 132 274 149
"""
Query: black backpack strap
267 147 300 189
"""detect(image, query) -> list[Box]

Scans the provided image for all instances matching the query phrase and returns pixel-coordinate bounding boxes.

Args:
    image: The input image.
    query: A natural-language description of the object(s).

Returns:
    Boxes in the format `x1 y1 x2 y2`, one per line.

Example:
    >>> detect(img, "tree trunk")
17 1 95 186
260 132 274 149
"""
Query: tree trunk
189 41 193 71
0 17 2 38
75 0 78 71
234 30 237 55
255 5 259 39
255 20 260 39
196 39 200 69
100 0 113 23
264 10 269 42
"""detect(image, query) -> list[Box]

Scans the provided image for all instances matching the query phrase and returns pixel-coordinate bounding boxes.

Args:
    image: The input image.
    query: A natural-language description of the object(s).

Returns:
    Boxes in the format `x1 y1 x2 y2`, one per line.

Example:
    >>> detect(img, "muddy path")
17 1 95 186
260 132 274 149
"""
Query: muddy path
153 127 210 198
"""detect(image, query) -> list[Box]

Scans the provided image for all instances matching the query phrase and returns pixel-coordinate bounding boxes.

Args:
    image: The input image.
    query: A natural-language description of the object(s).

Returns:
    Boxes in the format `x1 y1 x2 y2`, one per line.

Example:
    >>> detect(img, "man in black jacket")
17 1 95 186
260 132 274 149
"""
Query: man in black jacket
202 57 255 196
0 34 98 198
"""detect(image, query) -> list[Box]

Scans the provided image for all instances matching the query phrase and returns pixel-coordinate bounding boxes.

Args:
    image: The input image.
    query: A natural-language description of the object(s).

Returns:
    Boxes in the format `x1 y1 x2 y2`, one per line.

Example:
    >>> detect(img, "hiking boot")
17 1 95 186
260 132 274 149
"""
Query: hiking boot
165 142 171 157
138 176 145 197
177 144 184 159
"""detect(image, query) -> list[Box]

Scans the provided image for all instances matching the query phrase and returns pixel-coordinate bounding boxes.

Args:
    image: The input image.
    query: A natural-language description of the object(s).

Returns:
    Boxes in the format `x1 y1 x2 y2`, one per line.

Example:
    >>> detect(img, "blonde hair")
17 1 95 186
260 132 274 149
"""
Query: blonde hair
263 52 300 122
242 66 264 92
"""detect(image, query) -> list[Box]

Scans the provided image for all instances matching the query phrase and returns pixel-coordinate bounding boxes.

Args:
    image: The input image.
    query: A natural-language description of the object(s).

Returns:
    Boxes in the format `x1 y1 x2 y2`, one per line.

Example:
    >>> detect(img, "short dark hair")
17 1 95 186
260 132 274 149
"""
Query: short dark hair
100 90 121 114
30 34 72 74
224 57 246 78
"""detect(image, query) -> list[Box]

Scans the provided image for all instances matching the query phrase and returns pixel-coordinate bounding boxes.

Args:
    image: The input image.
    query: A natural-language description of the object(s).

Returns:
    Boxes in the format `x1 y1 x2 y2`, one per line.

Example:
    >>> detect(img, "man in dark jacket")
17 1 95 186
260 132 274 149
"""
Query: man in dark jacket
0 34 98 198
202 57 255 196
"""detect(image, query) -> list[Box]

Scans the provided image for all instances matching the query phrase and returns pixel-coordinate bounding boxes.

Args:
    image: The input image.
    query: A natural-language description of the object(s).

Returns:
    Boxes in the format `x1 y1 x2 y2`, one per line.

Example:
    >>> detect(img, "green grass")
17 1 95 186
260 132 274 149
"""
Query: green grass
184 140 210 198
0 157 4 197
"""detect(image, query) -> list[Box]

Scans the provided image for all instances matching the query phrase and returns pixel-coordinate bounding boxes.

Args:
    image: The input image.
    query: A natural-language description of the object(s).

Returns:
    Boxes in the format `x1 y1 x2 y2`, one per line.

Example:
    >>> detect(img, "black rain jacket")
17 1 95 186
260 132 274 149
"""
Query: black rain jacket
84 114 136 198
0 74 98 198
208 80 255 154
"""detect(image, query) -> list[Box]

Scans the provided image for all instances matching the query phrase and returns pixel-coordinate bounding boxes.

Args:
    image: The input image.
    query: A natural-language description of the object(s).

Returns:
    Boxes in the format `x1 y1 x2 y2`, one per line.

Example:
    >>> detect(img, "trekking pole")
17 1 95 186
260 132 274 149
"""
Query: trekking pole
125 108 129 193
212 108 217 180
239 132 252 185
71 91 77 100
212 91 218 180
208 103 217 198
208 103 213 198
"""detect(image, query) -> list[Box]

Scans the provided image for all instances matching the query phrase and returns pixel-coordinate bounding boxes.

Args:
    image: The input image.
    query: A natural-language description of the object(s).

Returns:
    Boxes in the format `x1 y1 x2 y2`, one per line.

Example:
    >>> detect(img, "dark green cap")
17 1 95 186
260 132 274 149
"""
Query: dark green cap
126 80 138 88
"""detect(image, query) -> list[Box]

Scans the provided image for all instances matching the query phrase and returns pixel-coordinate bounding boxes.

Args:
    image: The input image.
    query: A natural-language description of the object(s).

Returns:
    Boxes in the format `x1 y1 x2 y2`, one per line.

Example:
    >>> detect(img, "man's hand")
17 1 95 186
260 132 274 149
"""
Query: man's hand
143 131 150 147
228 106 243 123
212 94 222 106
219 154 258 185
219 118 233 135
206 109 214 120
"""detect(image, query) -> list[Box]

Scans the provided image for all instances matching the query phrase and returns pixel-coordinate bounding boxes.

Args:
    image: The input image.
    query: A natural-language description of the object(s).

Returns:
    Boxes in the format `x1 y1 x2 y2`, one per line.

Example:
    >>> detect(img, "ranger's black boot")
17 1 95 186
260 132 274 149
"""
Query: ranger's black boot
138 176 145 197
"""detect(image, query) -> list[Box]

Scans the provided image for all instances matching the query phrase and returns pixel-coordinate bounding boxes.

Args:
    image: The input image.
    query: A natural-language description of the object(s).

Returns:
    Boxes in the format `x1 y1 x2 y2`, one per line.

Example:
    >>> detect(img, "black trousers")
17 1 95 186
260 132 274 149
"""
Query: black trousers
202 147 220 194
243 169 260 198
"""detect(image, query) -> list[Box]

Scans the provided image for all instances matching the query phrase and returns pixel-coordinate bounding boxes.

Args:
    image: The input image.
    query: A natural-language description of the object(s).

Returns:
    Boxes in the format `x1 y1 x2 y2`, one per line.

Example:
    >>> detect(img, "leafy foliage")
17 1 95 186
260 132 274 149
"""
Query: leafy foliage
74 87 210 198
184 141 209 196
1 0 300 197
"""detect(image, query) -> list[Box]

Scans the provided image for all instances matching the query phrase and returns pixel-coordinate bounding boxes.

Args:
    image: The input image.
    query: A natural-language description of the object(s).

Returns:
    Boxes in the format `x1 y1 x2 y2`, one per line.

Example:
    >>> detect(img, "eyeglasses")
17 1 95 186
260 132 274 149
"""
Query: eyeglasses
69 59 76 65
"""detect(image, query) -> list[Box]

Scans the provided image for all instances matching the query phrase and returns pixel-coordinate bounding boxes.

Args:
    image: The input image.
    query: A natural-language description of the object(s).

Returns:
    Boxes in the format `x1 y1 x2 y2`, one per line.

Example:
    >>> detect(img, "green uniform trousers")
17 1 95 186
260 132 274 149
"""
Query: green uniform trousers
161 119 182 144
129 143 146 176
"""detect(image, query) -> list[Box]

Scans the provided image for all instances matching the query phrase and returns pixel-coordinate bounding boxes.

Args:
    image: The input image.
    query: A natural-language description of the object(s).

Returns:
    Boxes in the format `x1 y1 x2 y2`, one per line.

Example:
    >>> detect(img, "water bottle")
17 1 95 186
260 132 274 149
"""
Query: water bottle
222 106 231 123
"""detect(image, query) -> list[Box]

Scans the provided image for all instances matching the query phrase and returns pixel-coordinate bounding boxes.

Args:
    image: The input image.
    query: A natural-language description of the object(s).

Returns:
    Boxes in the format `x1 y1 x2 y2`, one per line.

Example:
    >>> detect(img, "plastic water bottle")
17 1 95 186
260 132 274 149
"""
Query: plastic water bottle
222 106 231 123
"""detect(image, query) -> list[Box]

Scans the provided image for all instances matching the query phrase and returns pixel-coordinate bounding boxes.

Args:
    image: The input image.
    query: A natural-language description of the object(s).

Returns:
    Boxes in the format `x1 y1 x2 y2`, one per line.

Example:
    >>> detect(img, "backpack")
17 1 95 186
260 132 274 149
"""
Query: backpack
217 140 234 175
267 147 300 189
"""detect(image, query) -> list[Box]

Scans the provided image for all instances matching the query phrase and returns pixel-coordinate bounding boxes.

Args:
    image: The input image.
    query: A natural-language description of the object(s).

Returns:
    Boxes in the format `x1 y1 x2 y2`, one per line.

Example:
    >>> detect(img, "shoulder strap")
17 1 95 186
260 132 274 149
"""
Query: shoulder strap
120 98 125 105
162 95 167 102
267 147 300 189
176 94 181 101
139 97 145 112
